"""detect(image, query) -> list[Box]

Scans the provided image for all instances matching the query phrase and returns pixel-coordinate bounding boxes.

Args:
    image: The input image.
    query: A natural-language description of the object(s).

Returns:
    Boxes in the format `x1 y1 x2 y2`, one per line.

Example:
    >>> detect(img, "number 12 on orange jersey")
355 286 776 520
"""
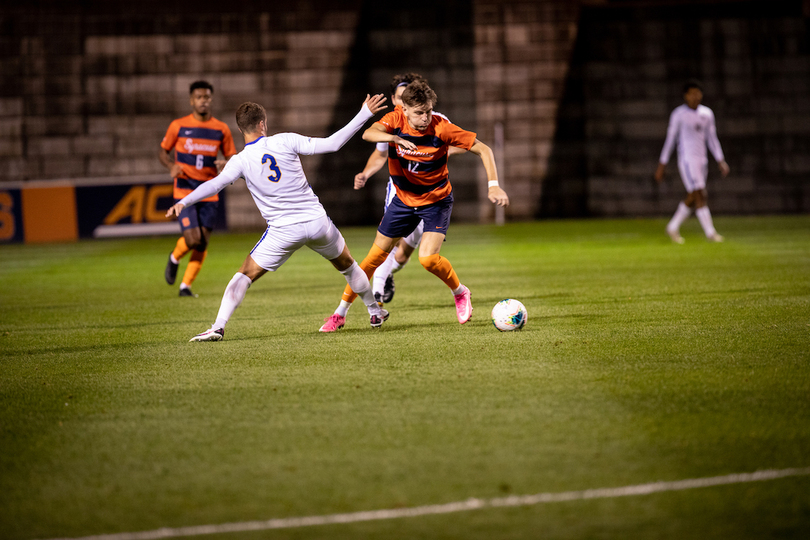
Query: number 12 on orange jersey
262 154 282 183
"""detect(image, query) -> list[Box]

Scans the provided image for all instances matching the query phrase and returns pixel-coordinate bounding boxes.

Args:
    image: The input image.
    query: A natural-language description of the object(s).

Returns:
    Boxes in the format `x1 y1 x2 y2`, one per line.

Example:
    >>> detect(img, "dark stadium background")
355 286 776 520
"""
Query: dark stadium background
1 0 807 238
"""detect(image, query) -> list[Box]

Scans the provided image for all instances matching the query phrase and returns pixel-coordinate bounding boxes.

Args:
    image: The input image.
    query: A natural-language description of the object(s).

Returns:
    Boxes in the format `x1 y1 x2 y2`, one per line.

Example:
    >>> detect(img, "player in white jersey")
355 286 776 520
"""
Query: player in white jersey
165 94 389 341
353 73 465 306
655 79 729 243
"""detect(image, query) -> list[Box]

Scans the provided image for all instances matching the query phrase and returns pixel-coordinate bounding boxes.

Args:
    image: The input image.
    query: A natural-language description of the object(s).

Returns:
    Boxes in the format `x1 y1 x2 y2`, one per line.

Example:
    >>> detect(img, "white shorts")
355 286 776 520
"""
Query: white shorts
249 215 345 272
384 179 423 248
678 159 708 193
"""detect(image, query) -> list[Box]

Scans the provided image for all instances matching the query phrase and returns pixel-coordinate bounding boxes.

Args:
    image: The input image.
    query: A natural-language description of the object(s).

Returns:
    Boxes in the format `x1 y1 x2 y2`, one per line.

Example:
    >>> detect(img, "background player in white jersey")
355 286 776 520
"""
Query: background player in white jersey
353 73 465 305
165 94 389 341
655 79 729 243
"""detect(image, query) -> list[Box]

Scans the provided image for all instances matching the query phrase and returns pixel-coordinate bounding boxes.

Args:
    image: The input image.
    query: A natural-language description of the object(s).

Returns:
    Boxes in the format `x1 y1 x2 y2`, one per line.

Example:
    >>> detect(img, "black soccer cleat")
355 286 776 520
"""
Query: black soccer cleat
374 292 384 307
165 254 179 285
382 274 395 303
179 287 198 298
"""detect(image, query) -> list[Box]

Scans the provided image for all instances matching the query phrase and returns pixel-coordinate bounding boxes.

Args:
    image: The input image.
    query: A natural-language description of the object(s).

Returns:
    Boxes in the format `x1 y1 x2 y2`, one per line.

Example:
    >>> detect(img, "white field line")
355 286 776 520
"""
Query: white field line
41 467 810 540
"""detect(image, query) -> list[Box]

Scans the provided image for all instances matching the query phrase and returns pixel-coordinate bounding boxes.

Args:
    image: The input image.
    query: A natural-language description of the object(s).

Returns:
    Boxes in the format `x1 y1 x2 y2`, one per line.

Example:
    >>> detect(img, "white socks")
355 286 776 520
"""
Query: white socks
213 272 252 330
339 262 381 317
695 206 717 237
372 246 404 296
667 202 692 234
335 300 352 318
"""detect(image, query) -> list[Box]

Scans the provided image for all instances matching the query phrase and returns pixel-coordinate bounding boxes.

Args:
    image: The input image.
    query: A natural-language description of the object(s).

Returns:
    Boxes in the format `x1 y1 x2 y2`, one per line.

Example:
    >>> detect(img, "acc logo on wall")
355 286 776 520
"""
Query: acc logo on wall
0 178 224 244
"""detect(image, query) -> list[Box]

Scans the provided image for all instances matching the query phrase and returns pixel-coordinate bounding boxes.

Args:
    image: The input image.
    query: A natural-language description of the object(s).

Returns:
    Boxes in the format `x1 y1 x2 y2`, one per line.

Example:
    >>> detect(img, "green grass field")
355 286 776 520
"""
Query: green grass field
1 216 809 540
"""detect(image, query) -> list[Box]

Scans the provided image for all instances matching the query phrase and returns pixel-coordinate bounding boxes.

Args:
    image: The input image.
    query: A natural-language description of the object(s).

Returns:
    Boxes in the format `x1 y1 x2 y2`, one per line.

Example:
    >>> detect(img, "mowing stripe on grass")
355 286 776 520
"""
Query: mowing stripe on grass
42 467 810 540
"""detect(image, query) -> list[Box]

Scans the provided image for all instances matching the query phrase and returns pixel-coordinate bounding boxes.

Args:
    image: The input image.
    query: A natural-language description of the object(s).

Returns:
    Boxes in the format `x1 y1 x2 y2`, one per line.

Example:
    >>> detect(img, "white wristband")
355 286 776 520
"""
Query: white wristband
487 180 499 188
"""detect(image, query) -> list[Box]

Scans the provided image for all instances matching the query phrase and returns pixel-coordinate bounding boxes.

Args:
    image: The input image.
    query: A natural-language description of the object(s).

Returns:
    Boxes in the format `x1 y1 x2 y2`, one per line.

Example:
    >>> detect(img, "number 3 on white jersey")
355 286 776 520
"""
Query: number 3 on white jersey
262 154 282 183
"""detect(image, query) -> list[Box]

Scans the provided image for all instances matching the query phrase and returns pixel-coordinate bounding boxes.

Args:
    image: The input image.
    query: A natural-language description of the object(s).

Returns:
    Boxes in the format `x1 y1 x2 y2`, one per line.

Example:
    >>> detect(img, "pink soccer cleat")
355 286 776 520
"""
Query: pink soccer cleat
319 314 345 332
454 287 473 324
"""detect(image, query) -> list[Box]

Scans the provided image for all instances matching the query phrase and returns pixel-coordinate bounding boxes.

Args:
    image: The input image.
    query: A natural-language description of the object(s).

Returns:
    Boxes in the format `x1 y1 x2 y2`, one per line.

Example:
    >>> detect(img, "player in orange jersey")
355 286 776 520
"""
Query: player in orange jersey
320 80 509 331
159 80 237 297
353 72 466 307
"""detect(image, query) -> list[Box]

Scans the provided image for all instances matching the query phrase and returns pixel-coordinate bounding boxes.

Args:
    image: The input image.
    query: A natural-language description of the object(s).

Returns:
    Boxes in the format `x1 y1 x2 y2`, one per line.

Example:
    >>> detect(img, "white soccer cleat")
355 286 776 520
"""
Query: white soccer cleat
708 233 724 243
370 309 389 328
189 328 224 342
667 229 685 244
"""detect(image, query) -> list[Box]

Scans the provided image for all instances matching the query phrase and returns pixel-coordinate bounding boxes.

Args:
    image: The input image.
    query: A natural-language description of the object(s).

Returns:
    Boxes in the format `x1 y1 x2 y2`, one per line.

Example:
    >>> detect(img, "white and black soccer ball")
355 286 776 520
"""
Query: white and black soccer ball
491 299 528 332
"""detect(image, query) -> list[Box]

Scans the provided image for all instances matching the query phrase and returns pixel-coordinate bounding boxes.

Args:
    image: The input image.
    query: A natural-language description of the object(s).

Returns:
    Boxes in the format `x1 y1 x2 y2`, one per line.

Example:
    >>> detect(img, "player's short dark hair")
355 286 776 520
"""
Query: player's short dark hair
401 80 437 108
190 80 214 94
390 72 425 96
683 79 703 94
235 102 266 134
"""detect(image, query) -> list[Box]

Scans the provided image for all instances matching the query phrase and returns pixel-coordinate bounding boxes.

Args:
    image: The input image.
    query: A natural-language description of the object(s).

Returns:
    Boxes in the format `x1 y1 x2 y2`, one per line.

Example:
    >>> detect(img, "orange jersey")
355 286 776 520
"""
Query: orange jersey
377 106 476 207
160 115 237 202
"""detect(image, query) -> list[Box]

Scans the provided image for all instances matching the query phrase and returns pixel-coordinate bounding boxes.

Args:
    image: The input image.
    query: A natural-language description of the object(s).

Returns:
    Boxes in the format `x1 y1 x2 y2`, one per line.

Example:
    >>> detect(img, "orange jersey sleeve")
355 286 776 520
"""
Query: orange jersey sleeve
160 120 181 152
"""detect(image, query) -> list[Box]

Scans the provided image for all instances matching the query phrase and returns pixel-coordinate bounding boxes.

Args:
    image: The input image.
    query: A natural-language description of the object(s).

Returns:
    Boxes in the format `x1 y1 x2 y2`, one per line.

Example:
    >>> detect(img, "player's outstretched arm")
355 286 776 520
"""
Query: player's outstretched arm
166 202 185 219
355 149 388 190
469 139 509 207
363 93 388 115
362 123 417 151
308 94 387 155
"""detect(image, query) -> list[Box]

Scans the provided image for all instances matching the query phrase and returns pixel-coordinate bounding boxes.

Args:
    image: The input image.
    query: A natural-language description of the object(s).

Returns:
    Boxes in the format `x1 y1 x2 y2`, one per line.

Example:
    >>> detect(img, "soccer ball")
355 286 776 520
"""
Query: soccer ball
491 299 527 332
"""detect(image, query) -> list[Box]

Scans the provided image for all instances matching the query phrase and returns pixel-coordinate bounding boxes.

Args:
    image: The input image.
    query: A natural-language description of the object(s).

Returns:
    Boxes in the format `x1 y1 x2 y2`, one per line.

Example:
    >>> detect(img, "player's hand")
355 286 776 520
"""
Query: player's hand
363 94 388 115
654 163 666 183
488 186 509 207
354 172 369 190
165 203 185 219
718 160 730 177
169 163 183 178
215 159 227 173
392 136 417 151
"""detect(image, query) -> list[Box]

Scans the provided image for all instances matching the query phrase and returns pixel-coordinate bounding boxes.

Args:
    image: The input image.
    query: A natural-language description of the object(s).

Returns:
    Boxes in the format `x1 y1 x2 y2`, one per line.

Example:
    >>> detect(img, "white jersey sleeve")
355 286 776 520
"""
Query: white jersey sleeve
659 108 680 165
178 157 244 208
298 104 374 155
375 141 388 153
705 108 725 163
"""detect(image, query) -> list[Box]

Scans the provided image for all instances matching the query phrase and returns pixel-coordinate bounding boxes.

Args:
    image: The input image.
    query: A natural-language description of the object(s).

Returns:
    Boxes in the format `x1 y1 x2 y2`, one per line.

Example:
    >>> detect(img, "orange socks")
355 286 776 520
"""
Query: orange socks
172 236 191 261
181 249 207 287
419 254 460 290
341 244 390 303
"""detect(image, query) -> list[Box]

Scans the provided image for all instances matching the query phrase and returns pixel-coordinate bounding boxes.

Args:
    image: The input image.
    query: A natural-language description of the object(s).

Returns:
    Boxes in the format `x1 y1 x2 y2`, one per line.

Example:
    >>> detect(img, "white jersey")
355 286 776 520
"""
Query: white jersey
178 104 375 226
659 104 724 166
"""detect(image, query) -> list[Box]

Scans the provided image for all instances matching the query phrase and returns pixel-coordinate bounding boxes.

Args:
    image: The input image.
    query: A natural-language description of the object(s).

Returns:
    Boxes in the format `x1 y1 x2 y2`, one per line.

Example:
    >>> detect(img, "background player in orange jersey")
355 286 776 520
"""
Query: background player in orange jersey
353 72 466 307
159 80 237 297
320 80 509 332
